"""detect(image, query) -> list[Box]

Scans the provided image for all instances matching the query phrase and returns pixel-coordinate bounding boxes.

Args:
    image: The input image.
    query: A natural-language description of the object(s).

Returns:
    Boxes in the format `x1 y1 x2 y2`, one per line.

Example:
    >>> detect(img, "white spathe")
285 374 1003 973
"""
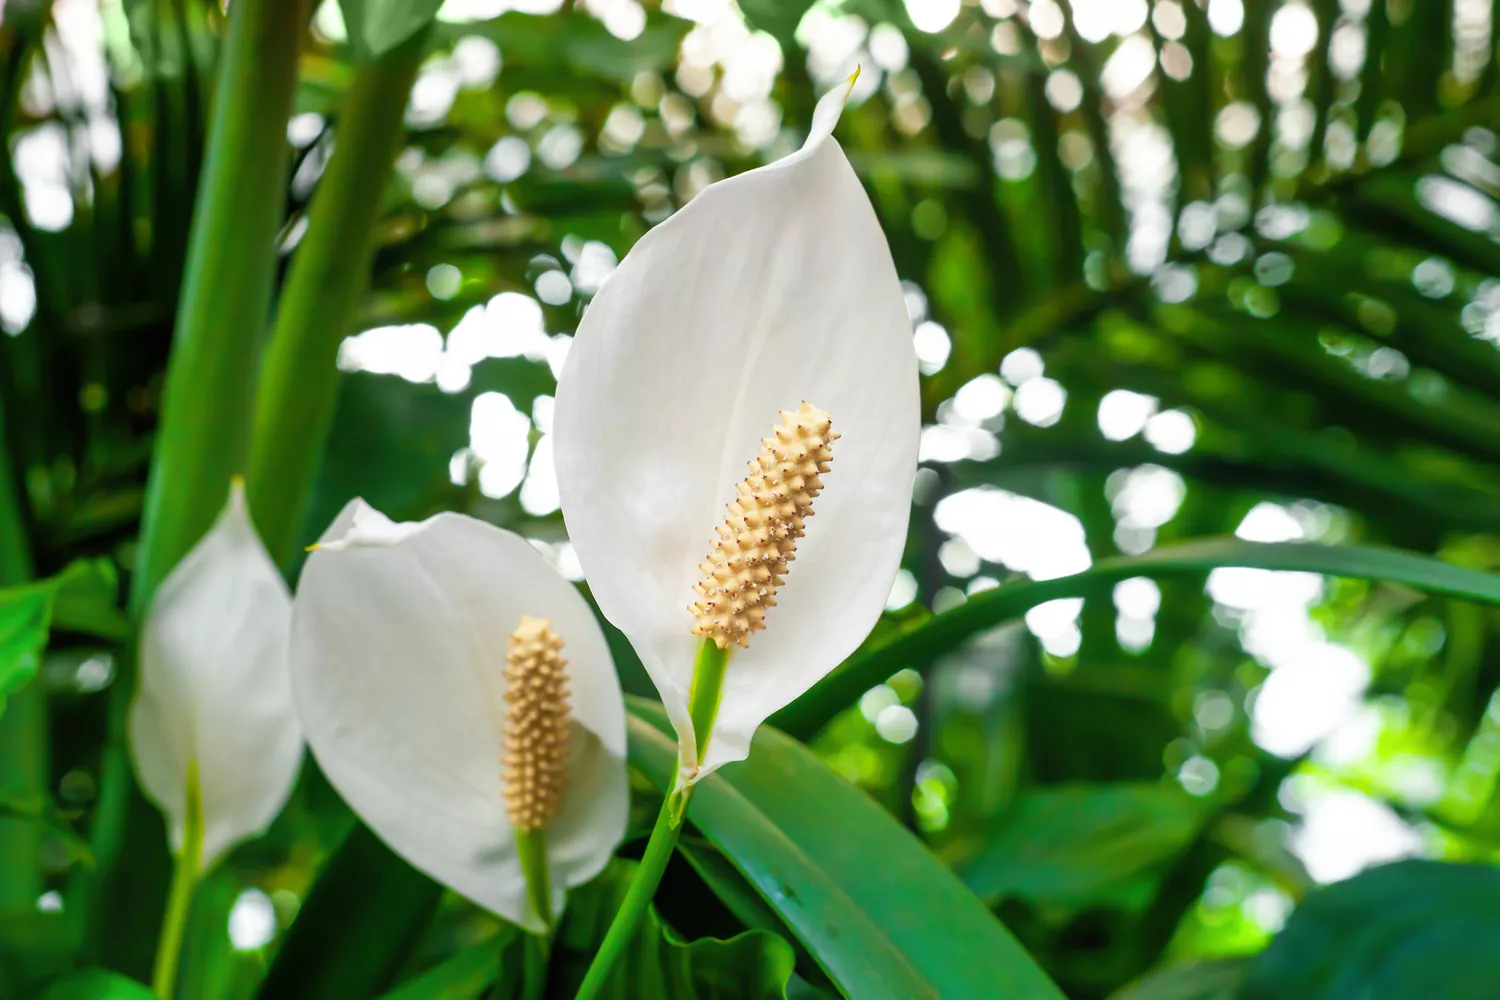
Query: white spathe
129 482 302 871
290 500 628 933
553 77 920 781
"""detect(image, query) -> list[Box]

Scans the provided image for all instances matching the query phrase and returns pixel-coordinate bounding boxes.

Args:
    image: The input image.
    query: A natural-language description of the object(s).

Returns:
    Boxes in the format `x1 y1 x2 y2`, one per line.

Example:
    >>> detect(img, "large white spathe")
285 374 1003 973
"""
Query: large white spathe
553 78 919 780
290 501 628 933
129 482 302 870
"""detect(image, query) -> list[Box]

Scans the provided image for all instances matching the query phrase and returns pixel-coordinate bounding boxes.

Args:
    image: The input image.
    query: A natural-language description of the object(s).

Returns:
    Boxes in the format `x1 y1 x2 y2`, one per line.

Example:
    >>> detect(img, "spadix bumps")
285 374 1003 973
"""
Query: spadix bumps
691 403 839 650
503 616 571 833
289 502 627 933
555 77 919 780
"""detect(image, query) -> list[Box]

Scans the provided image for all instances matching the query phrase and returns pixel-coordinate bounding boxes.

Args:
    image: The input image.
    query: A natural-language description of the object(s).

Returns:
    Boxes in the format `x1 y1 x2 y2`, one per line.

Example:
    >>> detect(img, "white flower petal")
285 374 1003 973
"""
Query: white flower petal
290 501 627 932
129 482 301 870
554 78 918 777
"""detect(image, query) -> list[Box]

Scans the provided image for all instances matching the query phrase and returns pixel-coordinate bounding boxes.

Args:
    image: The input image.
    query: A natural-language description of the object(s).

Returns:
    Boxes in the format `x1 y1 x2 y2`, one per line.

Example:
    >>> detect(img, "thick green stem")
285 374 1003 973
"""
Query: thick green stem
572 791 682 1000
130 0 309 616
246 30 428 564
89 0 307 975
151 761 203 999
574 639 730 996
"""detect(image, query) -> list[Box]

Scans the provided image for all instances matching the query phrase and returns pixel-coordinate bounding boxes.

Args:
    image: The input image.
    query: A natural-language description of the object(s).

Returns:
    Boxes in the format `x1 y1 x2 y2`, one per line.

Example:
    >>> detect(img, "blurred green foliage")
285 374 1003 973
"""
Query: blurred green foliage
4 0 1500 997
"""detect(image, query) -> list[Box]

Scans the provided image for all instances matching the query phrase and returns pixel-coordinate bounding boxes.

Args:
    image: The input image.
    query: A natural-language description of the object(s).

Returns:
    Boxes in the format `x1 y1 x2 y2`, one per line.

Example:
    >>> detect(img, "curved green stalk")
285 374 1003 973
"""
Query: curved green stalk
574 639 730 997
130 0 311 616
90 0 308 974
151 761 203 999
247 29 429 564
0 395 41 915
571 790 681 1000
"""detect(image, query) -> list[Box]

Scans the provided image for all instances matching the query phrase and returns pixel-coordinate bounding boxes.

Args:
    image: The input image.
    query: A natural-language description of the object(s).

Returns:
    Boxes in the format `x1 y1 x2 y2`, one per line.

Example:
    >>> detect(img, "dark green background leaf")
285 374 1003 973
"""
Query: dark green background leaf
1239 861 1500 1000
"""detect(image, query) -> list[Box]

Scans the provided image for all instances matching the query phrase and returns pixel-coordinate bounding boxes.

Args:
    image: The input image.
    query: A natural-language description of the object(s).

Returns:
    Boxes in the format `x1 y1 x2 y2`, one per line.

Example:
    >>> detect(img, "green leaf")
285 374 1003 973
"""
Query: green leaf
550 858 796 999
50 559 129 641
735 0 811 48
253 823 443 1000
0 581 54 715
339 0 443 60
376 934 514 1000
1240 860 1500 1000
775 540 1500 739
627 699 1066 1000
36 969 158 999
450 11 692 85
961 784 1210 916
1109 959 1246 1000
0 559 125 716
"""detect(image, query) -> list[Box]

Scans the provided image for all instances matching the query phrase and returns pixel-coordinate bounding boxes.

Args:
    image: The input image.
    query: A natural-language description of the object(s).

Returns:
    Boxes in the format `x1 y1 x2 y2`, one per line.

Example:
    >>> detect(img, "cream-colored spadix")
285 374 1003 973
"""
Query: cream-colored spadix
289 501 628 933
690 403 838 650
554 77 920 783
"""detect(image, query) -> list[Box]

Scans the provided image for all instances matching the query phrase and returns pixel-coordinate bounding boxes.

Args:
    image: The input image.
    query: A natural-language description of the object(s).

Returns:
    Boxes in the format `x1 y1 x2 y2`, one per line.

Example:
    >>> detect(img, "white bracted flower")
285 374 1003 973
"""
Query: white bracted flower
553 75 919 783
289 500 628 933
129 481 303 872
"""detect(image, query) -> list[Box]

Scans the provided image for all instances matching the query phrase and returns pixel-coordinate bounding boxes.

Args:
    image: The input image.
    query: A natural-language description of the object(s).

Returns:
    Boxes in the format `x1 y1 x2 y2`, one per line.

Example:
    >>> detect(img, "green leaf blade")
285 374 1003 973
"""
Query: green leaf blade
627 699 1066 1000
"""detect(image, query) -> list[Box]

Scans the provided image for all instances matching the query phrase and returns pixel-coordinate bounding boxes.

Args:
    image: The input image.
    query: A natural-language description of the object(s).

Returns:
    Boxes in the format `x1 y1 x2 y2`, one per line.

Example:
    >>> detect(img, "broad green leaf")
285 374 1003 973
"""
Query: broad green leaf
0 559 125 715
36 969 158 999
549 858 796 999
376 934 514 1000
775 540 1500 739
339 0 442 60
627 699 1067 1000
253 823 443 1000
1109 959 1246 1000
961 784 1209 915
1240 860 1500 1000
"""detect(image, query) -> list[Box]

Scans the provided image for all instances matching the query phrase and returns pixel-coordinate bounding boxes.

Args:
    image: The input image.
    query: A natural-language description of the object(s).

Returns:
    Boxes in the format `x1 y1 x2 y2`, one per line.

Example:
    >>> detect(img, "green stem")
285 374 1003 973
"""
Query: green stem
515 826 553 931
246 29 429 565
87 0 308 973
521 931 548 1000
151 761 203 999
572 790 682 1000
130 0 310 617
0 392 42 916
687 639 729 766
574 639 730 997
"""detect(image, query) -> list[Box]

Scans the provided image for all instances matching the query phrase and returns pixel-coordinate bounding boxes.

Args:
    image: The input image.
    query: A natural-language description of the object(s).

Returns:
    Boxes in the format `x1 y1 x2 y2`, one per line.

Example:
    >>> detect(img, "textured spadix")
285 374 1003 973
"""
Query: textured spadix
690 403 838 650
290 501 627 933
504 615 571 833
554 78 919 781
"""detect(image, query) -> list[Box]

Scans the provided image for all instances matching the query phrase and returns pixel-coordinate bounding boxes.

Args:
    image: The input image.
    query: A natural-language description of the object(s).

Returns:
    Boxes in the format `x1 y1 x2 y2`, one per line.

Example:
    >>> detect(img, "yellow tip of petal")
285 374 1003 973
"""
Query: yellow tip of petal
844 64 861 96
304 543 321 553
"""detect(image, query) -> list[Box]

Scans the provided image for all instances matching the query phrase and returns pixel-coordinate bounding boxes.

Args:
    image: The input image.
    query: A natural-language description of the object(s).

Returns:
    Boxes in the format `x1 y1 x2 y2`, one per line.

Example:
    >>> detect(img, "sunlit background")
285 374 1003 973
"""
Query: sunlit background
5 0 1500 994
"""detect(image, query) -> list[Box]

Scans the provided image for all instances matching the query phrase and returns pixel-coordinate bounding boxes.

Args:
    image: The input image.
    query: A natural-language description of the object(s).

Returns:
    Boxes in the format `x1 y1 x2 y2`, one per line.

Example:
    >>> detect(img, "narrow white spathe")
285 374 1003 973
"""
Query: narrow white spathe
553 77 919 780
290 501 628 933
129 481 302 870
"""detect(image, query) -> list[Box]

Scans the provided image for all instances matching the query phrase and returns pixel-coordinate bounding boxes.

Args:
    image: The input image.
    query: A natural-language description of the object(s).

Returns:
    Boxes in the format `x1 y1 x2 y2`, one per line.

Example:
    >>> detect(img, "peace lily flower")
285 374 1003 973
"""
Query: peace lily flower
129 481 302 996
553 74 919 786
289 500 628 934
